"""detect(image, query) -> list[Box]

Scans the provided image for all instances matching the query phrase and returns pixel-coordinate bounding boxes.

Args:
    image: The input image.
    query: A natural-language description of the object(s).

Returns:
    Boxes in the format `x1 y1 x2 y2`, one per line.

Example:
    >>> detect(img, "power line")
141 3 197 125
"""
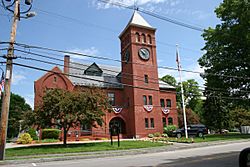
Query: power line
98 0 204 32
19 6 204 54
13 62 177 94
14 42 250 80
13 48 164 83
12 62 250 101
14 55 168 87
12 53 250 95
32 6 118 33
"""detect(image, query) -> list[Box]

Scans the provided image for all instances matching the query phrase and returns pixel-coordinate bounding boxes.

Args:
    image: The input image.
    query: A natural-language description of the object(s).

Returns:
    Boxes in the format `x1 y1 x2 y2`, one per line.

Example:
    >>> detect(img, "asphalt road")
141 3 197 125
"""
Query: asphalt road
3 141 250 167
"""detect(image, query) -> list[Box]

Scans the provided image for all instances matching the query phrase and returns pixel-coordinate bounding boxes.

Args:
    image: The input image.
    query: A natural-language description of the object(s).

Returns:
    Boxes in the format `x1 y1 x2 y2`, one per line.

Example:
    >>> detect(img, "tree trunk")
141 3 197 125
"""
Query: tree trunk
63 126 67 146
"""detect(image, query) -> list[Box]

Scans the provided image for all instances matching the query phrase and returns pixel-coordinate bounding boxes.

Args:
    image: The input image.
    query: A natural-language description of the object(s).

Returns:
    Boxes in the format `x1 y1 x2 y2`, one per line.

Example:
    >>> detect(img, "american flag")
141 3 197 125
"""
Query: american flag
176 47 181 71
0 72 5 97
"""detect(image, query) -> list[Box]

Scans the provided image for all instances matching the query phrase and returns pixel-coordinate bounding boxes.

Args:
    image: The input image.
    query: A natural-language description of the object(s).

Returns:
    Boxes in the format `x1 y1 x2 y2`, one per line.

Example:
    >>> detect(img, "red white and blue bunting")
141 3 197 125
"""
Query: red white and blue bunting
162 107 170 115
143 105 153 112
112 107 123 114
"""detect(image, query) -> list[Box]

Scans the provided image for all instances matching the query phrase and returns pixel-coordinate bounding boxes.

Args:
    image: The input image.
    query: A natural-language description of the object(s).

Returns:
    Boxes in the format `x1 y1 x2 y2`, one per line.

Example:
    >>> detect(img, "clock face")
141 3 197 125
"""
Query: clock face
138 48 150 60
124 49 130 63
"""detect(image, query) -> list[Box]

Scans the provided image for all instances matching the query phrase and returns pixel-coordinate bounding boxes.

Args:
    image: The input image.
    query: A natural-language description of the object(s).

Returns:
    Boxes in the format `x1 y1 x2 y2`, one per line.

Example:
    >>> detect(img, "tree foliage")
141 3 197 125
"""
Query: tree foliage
161 76 202 110
198 0 250 130
198 0 250 108
202 97 230 132
161 75 204 125
176 79 202 111
178 108 200 127
0 93 32 138
160 75 177 87
34 87 111 145
230 108 250 128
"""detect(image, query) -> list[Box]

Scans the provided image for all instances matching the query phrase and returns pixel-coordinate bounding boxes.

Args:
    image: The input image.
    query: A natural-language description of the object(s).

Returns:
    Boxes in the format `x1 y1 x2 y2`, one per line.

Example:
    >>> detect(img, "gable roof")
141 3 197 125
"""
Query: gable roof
67 60 175 90
68 61 122 88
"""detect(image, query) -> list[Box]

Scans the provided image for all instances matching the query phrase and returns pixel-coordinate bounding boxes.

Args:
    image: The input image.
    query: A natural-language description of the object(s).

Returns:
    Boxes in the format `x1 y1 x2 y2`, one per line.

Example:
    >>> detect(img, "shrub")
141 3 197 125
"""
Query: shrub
153 132 161 137
148 134 154 138
42 129 61 139
162 133 168 138
17 133 33 144
28 128 38 140
164 125 177 137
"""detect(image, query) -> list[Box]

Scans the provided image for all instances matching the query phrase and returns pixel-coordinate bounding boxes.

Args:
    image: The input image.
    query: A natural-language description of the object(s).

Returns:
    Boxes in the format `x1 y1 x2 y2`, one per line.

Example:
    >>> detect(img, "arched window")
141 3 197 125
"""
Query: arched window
142 33 146 43
135 32 140 42
148 35 152 44
168 117 173 125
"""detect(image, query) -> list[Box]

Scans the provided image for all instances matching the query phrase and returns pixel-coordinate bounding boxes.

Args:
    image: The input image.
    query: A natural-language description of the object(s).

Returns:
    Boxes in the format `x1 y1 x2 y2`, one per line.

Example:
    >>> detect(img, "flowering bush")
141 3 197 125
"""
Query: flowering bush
17 133 33 144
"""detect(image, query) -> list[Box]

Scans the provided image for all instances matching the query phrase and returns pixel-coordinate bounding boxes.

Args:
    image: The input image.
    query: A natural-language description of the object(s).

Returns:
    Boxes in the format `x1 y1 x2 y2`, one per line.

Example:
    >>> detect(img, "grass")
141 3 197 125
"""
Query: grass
34 139 60 143
168 133 250 143
6 141 166 158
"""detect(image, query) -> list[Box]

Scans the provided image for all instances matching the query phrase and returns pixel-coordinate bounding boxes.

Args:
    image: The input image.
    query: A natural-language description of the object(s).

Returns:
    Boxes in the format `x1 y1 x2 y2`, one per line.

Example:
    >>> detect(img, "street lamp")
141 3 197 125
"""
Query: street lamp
0 0 35 160
1 0 35 16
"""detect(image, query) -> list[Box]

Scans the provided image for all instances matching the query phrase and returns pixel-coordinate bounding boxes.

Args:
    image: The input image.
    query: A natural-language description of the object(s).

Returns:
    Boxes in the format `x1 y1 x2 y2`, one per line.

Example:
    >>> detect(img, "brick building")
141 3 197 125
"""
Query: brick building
34 11 178 139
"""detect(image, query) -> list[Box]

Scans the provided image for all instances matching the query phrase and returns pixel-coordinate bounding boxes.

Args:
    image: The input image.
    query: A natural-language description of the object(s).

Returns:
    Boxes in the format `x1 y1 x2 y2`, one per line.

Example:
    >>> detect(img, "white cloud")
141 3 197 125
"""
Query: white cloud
67 47 99 60
191 10 212 20
12 73 26 85
94 0 182 9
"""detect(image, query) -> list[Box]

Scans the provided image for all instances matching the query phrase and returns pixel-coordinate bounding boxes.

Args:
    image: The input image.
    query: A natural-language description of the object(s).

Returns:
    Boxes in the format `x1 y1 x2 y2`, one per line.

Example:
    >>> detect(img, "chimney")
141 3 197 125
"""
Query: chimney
64 55 70 75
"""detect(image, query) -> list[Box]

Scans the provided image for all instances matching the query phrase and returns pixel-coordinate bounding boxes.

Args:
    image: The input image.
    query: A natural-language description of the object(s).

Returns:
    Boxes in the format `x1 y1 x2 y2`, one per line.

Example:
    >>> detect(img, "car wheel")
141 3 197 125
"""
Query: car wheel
198 132 203 138
177 133 182 138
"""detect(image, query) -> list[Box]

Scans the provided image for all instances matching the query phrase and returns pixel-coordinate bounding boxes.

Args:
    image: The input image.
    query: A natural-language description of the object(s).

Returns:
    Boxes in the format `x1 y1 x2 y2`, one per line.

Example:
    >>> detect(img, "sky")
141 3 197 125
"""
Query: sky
0 0 223 109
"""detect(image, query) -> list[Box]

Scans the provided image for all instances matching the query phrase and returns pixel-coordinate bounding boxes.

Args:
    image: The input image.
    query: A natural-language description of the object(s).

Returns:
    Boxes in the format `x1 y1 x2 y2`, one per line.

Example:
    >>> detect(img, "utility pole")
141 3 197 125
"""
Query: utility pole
0 0 35 160
0 0 20 160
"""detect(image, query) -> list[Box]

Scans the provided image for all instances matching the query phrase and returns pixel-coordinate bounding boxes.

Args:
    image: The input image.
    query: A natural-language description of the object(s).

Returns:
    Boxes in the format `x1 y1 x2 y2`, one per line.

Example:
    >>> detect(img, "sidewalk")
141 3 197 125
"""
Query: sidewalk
1 139 250 165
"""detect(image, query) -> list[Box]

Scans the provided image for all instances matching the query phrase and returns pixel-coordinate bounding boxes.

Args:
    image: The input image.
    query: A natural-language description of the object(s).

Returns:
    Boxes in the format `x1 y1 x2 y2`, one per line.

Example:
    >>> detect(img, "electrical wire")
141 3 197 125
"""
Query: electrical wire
98 0 204 32
13 62 249 101
12 54 250 95
15 55 168 87
13 48 164 83
13 42 250 80
13 62 177 94
23 6 204 54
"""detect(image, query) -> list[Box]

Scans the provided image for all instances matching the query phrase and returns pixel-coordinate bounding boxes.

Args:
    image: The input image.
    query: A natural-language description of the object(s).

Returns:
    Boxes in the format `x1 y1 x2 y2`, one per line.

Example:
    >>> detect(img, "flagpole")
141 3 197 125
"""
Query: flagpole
176 44 188 139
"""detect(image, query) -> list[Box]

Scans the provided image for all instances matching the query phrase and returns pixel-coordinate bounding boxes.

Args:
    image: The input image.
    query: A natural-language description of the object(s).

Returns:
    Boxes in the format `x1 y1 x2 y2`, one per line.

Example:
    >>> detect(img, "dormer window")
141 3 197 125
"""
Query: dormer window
84 63 103 76
135 32 140 42
142 33 146 43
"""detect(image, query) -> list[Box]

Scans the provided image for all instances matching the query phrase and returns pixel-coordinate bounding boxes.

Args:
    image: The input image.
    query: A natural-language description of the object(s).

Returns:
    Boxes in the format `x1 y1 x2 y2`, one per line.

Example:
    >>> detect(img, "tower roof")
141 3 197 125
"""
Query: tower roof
119 11 155 37
129 11 153 28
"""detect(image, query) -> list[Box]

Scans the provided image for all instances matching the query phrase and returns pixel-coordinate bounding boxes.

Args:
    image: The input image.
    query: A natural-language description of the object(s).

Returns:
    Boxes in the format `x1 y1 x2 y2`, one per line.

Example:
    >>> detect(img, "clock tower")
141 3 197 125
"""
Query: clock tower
119 11 161 138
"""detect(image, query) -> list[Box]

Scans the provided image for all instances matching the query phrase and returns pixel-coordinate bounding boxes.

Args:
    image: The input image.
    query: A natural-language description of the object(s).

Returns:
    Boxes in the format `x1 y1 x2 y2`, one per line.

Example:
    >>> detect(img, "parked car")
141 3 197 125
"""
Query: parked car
173 124 208 138
239 147 250 167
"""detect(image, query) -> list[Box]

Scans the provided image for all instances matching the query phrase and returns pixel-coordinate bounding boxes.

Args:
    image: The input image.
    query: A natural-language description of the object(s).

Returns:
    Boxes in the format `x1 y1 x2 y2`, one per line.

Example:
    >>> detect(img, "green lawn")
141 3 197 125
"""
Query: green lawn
6 141 166 158
168 133 250 143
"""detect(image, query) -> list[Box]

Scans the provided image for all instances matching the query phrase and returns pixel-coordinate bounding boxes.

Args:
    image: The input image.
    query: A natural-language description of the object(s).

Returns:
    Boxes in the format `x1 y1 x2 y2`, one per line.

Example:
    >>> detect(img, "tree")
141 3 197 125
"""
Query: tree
202 96 230 133
160 75 177 86
198 0 250 108
178 108 200 128
0 93 32 138
230 108 250 128
35 87 111 145
176 79 202 111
